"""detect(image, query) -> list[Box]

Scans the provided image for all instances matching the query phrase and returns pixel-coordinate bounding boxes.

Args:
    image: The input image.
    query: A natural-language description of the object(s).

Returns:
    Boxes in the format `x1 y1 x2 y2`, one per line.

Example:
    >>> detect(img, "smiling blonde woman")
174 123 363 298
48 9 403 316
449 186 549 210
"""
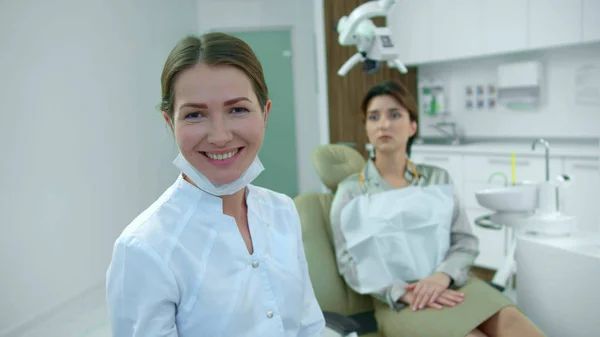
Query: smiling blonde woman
105 33 325 337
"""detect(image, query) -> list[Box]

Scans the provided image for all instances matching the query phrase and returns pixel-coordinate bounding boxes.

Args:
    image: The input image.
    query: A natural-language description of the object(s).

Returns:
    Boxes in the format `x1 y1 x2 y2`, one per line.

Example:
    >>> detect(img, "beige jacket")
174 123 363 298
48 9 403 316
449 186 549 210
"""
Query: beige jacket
330 158 480 310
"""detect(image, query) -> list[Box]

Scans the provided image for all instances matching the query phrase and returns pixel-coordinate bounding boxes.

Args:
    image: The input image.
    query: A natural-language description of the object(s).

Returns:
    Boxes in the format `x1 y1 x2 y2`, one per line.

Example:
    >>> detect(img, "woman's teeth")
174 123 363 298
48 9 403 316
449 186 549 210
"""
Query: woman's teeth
205 149 239 160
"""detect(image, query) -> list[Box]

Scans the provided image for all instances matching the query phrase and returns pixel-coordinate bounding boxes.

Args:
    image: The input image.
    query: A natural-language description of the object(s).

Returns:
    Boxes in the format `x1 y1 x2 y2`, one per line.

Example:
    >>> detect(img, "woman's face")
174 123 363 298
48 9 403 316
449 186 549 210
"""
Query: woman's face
364 94 417 156
163 63 270 185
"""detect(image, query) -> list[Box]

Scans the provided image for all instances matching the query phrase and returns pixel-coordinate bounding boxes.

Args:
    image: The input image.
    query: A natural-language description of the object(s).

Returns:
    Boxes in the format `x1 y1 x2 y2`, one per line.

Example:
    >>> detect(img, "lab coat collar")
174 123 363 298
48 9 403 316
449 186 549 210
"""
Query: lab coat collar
362 158 420 190
174 174 223 212
174 173 257 215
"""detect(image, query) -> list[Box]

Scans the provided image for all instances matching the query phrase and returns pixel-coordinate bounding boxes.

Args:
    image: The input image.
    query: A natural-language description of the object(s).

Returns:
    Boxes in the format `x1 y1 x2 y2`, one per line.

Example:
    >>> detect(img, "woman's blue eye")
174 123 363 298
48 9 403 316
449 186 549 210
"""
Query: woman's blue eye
392 112 401 119
368 115 379 121
185 112 202 119
231 107 249 114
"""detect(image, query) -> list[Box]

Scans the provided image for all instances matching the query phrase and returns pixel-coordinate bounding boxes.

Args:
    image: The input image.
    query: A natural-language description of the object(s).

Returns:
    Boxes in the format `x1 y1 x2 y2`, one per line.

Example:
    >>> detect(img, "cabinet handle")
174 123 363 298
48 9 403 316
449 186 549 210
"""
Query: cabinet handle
573 163 599 170
424 156 449 162
488 159 530 166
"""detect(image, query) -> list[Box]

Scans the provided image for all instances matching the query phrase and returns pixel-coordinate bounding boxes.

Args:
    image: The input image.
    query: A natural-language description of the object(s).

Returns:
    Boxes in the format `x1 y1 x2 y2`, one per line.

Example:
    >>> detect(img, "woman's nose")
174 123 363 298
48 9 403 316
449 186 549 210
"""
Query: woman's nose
379 117 391 129
207 118 233 146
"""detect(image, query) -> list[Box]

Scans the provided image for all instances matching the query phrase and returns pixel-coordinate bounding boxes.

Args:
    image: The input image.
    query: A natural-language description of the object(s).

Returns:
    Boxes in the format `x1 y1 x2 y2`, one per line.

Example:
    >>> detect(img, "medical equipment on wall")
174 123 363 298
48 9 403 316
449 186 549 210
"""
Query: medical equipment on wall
419 77 447 116
335 0 407 76
474 138 577 289
497 60 543 110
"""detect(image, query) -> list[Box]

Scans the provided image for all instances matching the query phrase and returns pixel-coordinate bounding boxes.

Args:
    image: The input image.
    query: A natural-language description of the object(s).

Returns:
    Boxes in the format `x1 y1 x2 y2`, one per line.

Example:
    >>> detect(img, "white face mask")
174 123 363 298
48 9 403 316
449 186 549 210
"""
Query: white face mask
172 153 265 196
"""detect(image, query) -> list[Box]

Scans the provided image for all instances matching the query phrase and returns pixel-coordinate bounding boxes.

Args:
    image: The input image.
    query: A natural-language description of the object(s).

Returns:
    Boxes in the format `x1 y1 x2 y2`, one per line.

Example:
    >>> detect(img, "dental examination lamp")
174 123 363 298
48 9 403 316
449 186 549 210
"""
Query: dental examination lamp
335 0 407 76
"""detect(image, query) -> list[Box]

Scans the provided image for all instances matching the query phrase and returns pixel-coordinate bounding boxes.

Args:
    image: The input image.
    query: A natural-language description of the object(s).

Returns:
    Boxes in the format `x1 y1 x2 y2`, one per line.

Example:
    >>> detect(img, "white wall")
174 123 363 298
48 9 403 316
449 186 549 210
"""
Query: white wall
196 0 326 194
418 43 600 139
313 0 331 148
0 0 197 334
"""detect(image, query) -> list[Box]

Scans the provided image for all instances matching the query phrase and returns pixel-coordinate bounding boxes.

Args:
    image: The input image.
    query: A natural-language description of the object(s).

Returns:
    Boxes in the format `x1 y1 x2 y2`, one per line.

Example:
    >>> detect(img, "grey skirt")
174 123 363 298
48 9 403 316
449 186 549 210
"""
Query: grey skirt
372 277 514 337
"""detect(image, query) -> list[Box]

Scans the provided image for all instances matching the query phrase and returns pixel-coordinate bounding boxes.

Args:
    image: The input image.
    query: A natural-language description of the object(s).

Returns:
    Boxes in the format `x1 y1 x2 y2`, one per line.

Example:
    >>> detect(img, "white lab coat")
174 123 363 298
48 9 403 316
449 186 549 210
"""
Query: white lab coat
106 175 325 337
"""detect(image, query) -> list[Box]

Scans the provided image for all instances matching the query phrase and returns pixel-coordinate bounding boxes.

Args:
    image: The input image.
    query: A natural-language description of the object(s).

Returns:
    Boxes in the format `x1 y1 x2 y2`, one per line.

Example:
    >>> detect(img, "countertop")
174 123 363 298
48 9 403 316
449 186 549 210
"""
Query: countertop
517 232 600 259
412 140 600 158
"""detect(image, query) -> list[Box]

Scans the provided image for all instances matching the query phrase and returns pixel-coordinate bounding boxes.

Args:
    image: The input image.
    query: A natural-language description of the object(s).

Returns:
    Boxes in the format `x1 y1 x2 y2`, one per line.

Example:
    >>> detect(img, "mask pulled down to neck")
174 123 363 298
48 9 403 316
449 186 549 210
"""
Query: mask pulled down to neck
172 153 265 196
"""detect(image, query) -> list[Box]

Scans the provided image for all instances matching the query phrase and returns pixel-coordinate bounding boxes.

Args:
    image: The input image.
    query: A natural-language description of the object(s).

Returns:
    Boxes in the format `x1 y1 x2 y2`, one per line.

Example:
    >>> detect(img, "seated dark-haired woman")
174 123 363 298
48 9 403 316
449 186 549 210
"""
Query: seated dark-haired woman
330 80 545 337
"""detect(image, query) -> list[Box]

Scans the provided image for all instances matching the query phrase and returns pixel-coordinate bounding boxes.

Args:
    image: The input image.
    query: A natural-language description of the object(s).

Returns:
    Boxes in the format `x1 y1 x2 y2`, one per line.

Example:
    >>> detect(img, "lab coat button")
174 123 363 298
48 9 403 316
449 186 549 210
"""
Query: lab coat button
252 260 259 268
266 311 274 318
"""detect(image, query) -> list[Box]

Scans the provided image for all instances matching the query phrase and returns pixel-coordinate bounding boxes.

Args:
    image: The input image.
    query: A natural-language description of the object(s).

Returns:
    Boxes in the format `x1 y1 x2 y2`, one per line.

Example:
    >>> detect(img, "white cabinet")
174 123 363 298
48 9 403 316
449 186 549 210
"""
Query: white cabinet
482 0 528 54
389 0 482 64
411 152 507 270
462 153 561 270
429 0 483 61
563 158 600 233
410 147 599 271
463 154 563 183
583 0 600 43
466 208 507 270
528 0 583 49
410 153 464 197
388 0 589 64
388 0 432 65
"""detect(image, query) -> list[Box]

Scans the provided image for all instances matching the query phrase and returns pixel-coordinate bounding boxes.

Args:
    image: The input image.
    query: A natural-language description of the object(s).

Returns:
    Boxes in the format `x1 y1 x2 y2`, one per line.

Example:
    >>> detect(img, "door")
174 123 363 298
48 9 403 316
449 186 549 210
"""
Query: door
225 29 299 198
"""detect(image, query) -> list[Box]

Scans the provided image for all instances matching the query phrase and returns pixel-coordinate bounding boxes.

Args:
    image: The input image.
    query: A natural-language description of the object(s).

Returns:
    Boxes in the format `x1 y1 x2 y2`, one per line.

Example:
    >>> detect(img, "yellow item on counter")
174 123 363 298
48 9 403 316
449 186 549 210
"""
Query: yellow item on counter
511 152 516 185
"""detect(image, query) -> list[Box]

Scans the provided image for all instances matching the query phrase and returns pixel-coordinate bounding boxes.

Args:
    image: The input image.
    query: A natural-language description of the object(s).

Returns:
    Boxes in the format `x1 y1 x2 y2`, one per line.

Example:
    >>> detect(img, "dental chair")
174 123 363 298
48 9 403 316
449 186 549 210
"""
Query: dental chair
300 144 510 336
295 144 383 336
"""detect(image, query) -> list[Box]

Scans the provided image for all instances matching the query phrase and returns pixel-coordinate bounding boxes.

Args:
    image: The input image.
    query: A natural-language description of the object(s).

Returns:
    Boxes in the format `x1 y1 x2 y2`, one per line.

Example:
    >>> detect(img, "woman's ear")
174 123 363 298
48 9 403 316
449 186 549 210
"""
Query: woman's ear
410 120 418 137
162 111 174 132
263 100 272 128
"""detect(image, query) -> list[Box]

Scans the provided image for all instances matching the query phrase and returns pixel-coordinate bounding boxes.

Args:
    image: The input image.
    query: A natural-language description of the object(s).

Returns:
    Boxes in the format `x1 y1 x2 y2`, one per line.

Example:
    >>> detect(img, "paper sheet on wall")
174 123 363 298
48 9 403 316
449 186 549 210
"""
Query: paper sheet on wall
575 65 600 106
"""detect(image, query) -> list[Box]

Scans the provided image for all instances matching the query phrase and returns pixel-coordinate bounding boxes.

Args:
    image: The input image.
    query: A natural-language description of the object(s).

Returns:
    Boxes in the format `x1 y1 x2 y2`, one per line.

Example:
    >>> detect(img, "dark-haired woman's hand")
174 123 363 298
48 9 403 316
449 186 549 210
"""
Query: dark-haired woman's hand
399 288 464 311
404 272 462 311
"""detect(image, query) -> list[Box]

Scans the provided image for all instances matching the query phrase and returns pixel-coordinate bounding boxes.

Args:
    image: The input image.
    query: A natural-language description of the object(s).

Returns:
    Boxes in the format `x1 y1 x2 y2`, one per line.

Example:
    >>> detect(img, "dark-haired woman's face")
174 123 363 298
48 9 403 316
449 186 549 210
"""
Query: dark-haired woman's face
365 95 416 156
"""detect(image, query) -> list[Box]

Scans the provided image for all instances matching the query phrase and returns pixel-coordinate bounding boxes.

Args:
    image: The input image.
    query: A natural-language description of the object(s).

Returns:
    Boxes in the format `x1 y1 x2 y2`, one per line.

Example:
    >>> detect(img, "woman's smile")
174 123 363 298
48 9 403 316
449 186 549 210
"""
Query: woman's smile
201 147 244 166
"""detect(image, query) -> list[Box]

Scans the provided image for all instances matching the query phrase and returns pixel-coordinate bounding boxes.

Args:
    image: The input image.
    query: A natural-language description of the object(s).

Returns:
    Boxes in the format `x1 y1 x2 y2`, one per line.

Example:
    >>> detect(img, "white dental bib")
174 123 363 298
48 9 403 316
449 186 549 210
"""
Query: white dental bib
339 184 454 294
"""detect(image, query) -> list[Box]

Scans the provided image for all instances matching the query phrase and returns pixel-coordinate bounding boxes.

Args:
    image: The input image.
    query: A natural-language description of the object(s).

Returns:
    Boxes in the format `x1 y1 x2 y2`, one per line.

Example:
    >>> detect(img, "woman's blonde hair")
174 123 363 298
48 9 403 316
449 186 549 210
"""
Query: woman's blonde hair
160 33 268 119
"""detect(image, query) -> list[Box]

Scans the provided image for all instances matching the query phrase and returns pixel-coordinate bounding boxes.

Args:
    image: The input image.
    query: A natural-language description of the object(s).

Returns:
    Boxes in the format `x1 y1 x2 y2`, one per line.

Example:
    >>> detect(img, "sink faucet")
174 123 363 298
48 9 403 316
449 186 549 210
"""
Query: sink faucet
430 121 461 145
531 138 550 181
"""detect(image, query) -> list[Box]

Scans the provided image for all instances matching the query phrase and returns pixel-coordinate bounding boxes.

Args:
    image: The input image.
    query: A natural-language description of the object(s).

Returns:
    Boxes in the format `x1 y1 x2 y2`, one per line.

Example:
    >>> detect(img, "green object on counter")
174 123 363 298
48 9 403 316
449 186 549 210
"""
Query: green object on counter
488 172 508 186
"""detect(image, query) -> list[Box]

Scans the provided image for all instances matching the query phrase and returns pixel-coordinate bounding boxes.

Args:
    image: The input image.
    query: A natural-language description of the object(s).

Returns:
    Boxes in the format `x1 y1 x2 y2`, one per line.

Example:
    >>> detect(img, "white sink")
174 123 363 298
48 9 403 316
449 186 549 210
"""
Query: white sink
475 184 538 212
